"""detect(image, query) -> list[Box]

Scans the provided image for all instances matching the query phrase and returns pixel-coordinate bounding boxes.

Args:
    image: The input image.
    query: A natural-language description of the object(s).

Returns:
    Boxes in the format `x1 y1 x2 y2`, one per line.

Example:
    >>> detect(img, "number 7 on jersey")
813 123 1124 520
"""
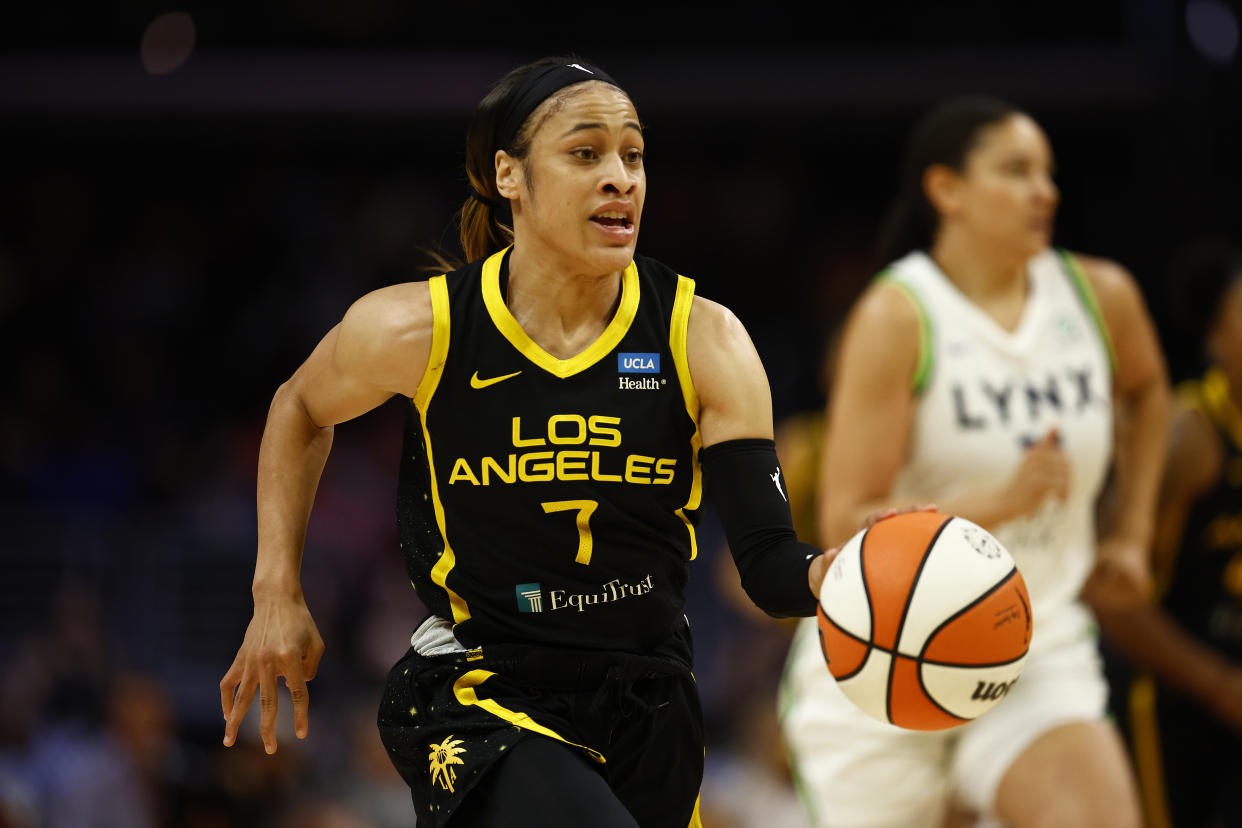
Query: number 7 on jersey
541 500 598 565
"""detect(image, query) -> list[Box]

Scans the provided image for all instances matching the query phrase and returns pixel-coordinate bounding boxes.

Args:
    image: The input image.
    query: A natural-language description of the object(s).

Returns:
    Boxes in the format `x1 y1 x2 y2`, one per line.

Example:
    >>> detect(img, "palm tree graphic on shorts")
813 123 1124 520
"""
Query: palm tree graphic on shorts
428 735 467 792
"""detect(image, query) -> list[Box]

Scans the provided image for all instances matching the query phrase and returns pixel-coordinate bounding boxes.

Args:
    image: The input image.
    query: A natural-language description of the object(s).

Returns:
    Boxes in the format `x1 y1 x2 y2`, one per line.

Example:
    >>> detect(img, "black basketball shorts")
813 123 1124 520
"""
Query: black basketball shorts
377 631 704 828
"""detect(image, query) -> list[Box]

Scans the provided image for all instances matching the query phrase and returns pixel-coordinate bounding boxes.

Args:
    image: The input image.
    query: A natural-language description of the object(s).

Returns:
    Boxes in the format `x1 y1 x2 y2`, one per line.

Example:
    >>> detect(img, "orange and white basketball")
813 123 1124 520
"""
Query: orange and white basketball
817 511 1032 730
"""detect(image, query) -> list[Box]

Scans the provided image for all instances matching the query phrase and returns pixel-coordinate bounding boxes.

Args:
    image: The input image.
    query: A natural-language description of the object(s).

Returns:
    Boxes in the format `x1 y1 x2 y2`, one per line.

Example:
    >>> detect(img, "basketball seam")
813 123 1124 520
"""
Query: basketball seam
914 566 1028 720
907 656 970 727
822 528 876 684
859 526 875 654
920 651 1028 669
884 515 953 726
816 621 1026 669
821 614 872 682
916 566 1025 663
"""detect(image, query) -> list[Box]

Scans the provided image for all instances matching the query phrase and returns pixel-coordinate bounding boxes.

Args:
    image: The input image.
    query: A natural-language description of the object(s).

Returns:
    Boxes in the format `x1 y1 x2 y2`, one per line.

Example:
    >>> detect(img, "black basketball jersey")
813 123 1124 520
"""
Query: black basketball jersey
1161 367 1242 661
396 247 703 654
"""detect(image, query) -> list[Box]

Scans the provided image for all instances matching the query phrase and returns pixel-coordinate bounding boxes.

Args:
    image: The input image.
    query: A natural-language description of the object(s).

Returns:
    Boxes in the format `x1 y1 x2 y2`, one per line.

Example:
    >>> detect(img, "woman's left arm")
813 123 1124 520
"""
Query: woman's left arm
687 295 833 614
1077 254 1171 608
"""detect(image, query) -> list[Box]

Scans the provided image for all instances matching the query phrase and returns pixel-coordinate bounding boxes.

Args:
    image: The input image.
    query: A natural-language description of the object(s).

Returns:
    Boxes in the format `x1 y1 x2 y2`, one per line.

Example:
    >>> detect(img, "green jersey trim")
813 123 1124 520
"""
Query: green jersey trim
877 272 933 395
1057 249 1118 378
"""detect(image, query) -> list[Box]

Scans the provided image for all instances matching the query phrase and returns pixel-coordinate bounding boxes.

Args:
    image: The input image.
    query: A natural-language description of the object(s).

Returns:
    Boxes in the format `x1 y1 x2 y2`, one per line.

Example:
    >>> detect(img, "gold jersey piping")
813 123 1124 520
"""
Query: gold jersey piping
670 275 702 560
481 247 641 379
415 275 471 626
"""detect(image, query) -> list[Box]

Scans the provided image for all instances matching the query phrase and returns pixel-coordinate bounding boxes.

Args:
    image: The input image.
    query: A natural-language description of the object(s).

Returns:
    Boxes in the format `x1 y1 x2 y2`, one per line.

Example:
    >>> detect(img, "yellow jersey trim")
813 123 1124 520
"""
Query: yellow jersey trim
481 247 641 378
670 275 702 561
687 794 704 828
452 669 606 763
416 275 471 626
1201 366 1242 453
1128 675 1172 828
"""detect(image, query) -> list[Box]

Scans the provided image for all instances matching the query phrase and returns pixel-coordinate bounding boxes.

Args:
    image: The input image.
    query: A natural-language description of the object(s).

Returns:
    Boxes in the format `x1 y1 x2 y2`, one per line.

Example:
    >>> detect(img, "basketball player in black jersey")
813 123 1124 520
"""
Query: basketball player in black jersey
1085 240 1242 828
218 57 840 827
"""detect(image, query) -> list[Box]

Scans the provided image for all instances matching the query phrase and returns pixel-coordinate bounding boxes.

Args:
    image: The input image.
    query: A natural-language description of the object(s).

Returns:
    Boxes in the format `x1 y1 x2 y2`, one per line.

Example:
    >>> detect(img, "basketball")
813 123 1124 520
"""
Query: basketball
816 511 1032 731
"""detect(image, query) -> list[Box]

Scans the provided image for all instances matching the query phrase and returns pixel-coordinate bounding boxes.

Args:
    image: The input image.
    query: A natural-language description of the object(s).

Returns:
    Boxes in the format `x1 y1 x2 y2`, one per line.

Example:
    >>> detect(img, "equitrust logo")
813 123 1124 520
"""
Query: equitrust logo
514 575 655 613
617 352 663 391
515 583 543 613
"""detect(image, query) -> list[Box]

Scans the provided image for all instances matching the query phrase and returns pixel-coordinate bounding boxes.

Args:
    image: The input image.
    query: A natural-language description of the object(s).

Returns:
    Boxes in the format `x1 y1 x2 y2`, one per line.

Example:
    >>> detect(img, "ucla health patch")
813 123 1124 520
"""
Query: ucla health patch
618 352 660 373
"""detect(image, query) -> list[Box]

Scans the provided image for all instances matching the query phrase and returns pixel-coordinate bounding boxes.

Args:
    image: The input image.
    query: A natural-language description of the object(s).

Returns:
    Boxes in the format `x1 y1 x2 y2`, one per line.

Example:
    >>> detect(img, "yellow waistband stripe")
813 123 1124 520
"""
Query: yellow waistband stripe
452 669 606 763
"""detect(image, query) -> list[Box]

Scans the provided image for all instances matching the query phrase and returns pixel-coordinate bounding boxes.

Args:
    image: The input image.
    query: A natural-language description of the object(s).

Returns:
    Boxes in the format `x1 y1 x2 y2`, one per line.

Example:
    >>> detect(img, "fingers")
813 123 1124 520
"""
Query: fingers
286 668 310 740
258 669 279 754
861 503 938 532
220 662 241 723
808 548 839 596
221 602 324 754
862 507 898 529
223 671 257 748
221 652 317 750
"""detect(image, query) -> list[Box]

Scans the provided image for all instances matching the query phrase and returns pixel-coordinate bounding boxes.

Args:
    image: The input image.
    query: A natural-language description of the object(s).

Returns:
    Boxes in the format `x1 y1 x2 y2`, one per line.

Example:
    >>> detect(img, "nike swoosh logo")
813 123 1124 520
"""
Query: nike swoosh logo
470 370 522 389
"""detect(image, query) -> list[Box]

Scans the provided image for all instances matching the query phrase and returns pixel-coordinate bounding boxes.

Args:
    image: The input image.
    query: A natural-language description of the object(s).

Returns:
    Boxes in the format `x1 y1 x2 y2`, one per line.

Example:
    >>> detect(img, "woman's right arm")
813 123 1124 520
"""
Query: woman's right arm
818 281 1071 549
221 281 434 755
816 281 922 548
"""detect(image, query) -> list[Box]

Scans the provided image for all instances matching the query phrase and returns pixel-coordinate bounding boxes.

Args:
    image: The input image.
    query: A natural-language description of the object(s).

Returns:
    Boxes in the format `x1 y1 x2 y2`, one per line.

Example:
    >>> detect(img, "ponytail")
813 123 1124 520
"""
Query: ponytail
458 187 513 265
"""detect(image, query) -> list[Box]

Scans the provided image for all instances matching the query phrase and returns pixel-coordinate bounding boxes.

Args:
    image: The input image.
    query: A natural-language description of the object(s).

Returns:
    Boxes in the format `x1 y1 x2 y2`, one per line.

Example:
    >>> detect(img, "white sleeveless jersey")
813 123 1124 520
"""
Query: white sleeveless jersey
885 249 1114 651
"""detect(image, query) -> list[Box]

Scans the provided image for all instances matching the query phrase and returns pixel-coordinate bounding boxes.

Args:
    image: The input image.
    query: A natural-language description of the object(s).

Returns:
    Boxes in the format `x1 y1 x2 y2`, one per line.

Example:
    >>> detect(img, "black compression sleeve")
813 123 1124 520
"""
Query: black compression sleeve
699 438 822 618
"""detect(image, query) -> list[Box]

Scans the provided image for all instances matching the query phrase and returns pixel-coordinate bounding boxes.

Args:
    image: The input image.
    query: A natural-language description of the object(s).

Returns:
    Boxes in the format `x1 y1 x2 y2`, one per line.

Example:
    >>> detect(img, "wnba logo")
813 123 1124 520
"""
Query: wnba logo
971 678 1018 702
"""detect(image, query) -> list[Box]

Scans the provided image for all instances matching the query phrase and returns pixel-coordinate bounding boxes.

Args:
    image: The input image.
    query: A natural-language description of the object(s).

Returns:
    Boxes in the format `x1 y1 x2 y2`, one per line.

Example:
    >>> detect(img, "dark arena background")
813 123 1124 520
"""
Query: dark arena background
1 2 1238 826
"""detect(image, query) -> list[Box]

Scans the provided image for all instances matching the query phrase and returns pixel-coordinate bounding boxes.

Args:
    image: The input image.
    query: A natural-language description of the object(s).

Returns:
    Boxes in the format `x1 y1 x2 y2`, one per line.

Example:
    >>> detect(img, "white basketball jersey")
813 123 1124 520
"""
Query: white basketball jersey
884 249 1113 651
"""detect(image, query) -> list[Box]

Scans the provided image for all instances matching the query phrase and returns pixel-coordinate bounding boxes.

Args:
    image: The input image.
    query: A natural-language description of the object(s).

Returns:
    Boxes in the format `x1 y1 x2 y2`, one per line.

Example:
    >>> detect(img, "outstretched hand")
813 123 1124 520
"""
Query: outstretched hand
220 592 325 754
809 503 938 597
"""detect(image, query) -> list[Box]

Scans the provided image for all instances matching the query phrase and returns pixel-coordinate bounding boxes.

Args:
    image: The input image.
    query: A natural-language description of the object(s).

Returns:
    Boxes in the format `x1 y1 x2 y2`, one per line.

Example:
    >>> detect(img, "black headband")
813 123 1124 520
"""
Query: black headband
493 61 622 155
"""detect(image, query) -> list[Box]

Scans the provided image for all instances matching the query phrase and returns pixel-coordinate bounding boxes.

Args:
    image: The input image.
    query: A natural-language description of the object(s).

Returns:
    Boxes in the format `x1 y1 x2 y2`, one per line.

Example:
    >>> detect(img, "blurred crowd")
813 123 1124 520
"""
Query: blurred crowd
1 43 1238 827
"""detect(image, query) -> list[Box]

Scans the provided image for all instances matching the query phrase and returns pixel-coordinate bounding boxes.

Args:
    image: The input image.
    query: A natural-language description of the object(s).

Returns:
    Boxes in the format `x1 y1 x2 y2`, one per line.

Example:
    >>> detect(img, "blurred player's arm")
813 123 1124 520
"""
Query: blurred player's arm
688 296 829 615
1085 401 1242 732
221 281 433 754
1077 254 1170 607
817 282 918 549
818 282 1064 551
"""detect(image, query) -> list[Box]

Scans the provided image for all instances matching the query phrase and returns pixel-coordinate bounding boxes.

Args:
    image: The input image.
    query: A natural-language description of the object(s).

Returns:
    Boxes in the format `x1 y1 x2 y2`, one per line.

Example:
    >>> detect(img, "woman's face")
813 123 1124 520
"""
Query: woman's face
942 114 1060 260
498 82 645 275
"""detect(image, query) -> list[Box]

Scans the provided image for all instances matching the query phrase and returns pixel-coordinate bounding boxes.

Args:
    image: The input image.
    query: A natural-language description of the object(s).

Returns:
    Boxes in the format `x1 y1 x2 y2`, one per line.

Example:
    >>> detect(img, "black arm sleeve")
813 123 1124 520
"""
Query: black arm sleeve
699 438 822 618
